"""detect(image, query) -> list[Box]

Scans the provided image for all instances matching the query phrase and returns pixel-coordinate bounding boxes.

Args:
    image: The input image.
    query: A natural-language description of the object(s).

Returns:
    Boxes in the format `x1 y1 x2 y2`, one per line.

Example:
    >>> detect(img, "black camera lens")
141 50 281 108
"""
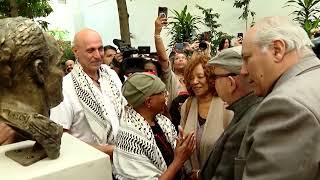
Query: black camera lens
199 41 207 50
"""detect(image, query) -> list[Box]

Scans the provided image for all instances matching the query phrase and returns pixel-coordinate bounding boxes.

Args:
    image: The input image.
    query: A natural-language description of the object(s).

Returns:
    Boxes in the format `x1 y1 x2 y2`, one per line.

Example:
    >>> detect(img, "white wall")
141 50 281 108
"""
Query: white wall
43 0 76 40
46 0 296 51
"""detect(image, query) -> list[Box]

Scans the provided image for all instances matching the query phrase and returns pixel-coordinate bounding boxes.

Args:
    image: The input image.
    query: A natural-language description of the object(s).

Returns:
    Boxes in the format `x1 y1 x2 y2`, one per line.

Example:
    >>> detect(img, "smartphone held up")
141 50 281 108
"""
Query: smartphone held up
237 32 243 44
158 7 168 18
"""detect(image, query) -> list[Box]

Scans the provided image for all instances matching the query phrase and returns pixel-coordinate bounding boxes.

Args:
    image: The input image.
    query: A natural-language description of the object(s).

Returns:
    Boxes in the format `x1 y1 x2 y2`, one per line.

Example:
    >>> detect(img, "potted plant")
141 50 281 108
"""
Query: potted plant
284 0 320 36
196 5 234 55
167 5 202 46
47 30 75 66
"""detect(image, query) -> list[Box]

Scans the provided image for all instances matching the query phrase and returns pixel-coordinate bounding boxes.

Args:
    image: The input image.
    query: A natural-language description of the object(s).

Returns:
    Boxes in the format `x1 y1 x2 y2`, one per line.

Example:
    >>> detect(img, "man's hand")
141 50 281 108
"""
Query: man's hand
185 41 199 52
234 37 243 46
155 16 167 35
0 122 16 145
114 53 123 63
188 169 200 180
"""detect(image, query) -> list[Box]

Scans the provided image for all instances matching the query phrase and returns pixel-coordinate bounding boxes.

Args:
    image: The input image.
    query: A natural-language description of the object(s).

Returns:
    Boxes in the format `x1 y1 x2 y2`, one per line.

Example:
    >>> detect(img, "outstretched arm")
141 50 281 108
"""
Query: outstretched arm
154 16 170 71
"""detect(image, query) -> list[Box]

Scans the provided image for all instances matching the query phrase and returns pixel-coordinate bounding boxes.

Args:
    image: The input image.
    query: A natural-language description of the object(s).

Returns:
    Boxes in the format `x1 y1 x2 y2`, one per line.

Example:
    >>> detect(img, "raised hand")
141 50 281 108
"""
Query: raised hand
174 130 196 164
155 16 168 35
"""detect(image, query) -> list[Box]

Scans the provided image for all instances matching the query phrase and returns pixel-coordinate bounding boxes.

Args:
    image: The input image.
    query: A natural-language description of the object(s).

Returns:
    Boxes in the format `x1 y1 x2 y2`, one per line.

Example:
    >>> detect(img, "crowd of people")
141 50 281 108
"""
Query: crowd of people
1 13 320 180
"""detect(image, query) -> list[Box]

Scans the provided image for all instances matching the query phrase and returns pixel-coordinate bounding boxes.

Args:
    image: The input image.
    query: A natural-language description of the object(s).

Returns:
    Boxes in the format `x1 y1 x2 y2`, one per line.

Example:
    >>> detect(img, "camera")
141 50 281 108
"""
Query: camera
111 39 157 80
198 31 210 50
113 39 138 58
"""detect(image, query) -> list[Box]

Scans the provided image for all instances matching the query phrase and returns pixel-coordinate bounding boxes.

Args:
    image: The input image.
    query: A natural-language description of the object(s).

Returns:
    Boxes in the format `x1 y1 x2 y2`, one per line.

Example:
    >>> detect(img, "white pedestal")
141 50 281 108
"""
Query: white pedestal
0 133 112 180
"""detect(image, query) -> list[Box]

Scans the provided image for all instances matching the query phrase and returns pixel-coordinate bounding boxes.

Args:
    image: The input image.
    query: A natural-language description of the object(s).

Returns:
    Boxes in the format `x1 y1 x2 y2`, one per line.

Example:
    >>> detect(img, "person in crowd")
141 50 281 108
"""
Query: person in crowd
50 28 127 158
199 46 262 180
103 45 117 65
144 59 163 77
180 54 233 177
169 92 189 131
113 73 195 179
168 40 212 132
65 59 75 74
154 16 188 108
218 38 231 52
237 16 320 180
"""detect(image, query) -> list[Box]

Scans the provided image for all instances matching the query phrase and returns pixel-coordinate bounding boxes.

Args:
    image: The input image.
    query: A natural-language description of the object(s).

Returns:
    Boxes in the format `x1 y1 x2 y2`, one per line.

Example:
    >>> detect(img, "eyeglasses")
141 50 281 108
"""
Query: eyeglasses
213 73 238 79
150 90 169 106
151 90 169 97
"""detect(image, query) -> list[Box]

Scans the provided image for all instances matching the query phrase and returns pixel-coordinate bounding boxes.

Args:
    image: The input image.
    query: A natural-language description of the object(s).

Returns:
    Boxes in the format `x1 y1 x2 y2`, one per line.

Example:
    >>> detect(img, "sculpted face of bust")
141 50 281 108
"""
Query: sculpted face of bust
0 17 63 115
0 17 64 161
44 35 64 109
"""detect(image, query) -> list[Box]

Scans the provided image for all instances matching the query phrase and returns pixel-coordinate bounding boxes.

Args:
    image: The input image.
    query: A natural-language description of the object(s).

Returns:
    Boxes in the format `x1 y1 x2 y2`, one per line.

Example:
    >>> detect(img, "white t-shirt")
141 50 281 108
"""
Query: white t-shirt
50 65 124 144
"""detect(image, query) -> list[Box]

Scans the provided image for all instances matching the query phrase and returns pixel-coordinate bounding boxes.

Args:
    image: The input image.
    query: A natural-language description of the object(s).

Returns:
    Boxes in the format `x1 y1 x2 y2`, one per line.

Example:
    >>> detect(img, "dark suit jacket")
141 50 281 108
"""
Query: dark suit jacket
236 55 320 180
201 93 262 180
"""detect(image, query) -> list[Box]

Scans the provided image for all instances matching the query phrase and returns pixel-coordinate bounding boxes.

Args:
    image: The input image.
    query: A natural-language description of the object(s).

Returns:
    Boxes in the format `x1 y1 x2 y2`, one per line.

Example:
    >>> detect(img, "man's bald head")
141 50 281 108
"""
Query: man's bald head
72 28 104 74
73 28 102 48
65 59 75 74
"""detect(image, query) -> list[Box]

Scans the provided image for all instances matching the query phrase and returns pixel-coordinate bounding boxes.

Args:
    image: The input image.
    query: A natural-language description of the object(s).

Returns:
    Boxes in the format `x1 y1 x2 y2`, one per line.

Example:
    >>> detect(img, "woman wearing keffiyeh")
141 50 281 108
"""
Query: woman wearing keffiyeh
113 73 195 180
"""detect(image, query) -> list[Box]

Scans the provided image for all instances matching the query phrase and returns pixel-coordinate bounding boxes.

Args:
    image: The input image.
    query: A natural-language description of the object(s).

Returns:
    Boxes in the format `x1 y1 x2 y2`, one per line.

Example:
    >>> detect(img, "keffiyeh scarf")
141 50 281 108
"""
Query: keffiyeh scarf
114 106 177 179
71 63 124 144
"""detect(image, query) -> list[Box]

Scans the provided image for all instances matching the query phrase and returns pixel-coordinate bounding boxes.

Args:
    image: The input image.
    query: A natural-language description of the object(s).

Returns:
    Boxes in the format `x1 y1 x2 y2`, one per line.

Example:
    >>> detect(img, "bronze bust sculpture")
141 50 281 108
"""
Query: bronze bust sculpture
0 17 63 165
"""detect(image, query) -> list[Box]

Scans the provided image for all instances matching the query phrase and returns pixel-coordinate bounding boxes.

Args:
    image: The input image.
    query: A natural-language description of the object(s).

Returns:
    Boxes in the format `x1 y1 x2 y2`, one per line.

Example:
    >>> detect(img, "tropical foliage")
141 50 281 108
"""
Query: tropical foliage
196 5 234 55
0 0 53 30
167 5 202 45
304 18 320 36
47 30 75 65
284 0 320 25
284 0 320 36
233 0 256 29
221 0 255 29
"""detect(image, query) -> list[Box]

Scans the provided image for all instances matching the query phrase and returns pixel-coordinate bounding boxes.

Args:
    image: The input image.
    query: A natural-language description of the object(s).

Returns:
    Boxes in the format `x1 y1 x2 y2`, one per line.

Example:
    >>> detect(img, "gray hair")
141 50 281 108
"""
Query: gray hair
253 16 313 53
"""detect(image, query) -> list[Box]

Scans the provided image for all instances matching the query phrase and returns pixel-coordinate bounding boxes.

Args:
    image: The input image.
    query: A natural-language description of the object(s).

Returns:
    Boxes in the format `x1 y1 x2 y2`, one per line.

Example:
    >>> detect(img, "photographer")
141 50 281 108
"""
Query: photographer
144 59 163 77
154 16 188 109
111 39 144 82
103 45 117 65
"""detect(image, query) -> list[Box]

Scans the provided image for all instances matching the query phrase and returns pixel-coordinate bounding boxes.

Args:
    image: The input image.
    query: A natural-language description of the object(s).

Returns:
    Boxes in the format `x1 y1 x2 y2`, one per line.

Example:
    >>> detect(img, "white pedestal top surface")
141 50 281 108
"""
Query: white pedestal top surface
0 133 112 180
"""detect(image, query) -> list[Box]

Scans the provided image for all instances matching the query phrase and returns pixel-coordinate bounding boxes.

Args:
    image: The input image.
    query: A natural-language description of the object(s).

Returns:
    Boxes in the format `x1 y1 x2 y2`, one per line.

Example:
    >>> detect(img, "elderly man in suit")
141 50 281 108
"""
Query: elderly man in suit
236 16 320 180
199 46 262 180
